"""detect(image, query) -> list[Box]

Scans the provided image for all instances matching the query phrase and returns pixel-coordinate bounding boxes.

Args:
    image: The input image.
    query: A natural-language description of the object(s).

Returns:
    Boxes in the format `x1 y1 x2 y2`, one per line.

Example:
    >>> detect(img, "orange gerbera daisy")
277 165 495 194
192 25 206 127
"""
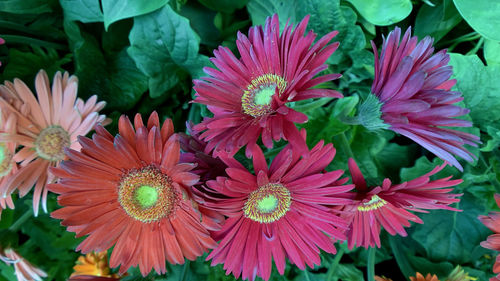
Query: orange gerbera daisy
0 70 108 215
0 247 47 281
375 276 393 281
71 251 119 278
410 273 440 281
49 112 220 276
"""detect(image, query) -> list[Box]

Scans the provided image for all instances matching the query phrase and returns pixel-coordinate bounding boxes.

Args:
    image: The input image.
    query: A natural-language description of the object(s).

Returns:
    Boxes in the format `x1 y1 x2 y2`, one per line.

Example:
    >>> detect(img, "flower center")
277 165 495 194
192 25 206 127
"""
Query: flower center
241 74 287 117
35 125 70 162
0 143 13 177
244 183 291 223
118 165 178 223
357 195 388 212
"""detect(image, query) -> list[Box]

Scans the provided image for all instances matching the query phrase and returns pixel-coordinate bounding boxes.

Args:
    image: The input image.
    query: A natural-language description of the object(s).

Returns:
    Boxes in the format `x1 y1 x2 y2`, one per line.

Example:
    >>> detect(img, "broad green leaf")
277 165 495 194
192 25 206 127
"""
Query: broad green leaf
247 0 296 27
376 143 417 182
410 192 491 264
448 53 500 131
199 0 248 13
59 0 103 22
101 0 169 29
407 255 454 279
481 126 500 152
414 0 462 42
453 0 500 41
484 39 500 66
345 0 412 26
0 0 53 14
400 156 460 182
128 5 206 98
64 20 147 110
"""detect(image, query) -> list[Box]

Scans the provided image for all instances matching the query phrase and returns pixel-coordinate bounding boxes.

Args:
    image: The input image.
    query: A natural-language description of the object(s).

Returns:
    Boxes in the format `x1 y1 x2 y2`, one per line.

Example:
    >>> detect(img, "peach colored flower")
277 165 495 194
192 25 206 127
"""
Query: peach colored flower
0 111 18 218
0 70 108 215
0 248 47 281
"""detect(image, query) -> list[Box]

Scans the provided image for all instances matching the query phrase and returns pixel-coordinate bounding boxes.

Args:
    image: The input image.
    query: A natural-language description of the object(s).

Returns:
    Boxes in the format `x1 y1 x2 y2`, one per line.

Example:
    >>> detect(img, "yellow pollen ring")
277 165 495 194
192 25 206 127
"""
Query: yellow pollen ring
357 195 388 212
0 143 13 177
118 165 178 223
244 183 291 224
35 125 70 162
241 74 287 117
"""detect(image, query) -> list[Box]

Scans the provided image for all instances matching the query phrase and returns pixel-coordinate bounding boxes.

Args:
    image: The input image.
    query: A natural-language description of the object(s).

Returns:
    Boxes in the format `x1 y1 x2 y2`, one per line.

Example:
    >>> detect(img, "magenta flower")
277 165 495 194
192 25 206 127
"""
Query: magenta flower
344 158 462 249
370 27 480 171
193 14 342 157
479 194 500 280
196 131 353 281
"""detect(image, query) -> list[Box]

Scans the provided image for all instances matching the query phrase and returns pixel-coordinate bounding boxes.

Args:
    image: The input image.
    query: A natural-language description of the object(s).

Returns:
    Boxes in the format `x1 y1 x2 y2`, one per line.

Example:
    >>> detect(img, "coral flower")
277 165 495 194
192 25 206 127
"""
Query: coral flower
49 112 220 276
344 158 462 249
0 247 47 281
369 27 480 171
0 70 108 215
71 251 118 279
410 273 440 281
0 112 18 218
193 14 342 157
197 131 353 281
478 194 500 280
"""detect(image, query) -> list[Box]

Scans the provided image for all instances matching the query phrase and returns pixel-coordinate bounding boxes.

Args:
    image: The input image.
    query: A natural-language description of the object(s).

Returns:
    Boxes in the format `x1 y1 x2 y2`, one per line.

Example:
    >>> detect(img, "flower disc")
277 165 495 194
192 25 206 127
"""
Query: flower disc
243 183 291 223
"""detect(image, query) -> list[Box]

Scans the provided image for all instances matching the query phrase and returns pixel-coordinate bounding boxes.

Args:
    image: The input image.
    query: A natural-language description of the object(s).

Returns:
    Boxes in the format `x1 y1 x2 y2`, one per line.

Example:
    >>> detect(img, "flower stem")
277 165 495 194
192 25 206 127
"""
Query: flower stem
367 247 376 281
180 260 190 281
8 211 32 232
326 247 345 281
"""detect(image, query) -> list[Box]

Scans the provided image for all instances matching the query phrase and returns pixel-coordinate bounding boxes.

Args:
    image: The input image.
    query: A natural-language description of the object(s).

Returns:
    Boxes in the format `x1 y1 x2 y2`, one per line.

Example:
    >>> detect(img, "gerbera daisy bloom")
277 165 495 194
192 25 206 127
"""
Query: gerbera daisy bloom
375 276 393 281
0 112 18 217
478 194 500 280
0 247 47 281
70 251 119 279
68 277 119 281
197 131 353 281
343 158 462 249
367 27 480 171
0 70 108 215
410 273 440 281
49 112 220 276
193 14 342 157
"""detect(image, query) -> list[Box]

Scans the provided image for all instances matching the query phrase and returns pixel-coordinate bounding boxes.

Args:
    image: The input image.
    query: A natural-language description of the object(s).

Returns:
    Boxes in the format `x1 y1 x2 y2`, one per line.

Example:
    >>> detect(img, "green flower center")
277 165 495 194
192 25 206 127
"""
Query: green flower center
135 185 158 209
241 74 287 117
244 183 291 223
118 165 178 223
35 125 70 162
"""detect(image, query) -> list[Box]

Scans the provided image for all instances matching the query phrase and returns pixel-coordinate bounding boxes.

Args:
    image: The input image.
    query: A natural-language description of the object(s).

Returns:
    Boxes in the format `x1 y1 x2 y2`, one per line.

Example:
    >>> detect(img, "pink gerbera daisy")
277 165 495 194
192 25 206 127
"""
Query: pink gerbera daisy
369 27 480 171
0 70 108 215
193 14 342 157
49 112 220 276
478 194 500 281
0 112 17 217
0 247 47 281
196 131 353 281
344 158 462 249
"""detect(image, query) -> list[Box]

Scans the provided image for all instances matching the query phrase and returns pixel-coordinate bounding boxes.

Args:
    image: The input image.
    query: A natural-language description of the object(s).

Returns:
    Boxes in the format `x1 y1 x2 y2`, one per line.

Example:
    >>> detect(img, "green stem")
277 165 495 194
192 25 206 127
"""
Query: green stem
8 211 32 232
326 247 345 281
338 132 355 160
466 37 484 56
0 20 41 36
0 35 67 50
180 260 190 281
367 247 376 281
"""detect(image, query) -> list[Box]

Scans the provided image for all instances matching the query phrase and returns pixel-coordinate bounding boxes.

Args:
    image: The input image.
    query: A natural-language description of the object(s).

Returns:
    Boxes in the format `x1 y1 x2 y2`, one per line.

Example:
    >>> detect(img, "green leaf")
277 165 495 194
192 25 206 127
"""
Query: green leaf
246 0 296 27
198 0 248 13
0 0 53 14
448 53 500 131
59 0 103 22
406 255 454 279
481 126 500 152
128 5 206 98
453 0 500 41
410 192 491 264
400 156 460 182
101 0 169 30
64 20 147 110
0 46 72 83
484 39 500 66
345 0 412 26
414 0 462 42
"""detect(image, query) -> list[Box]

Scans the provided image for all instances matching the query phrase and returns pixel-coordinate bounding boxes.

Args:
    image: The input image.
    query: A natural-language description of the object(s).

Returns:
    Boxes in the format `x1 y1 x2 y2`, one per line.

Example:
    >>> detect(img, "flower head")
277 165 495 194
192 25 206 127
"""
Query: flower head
410 273 440 281
0 247 47 281
197 131 353 281
0 111 17 218
343 158 462 249
0 70 108 215
193 14 342 157
479 194 500 281
49 112 220 276
71 251 118 279
369 27 480 171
